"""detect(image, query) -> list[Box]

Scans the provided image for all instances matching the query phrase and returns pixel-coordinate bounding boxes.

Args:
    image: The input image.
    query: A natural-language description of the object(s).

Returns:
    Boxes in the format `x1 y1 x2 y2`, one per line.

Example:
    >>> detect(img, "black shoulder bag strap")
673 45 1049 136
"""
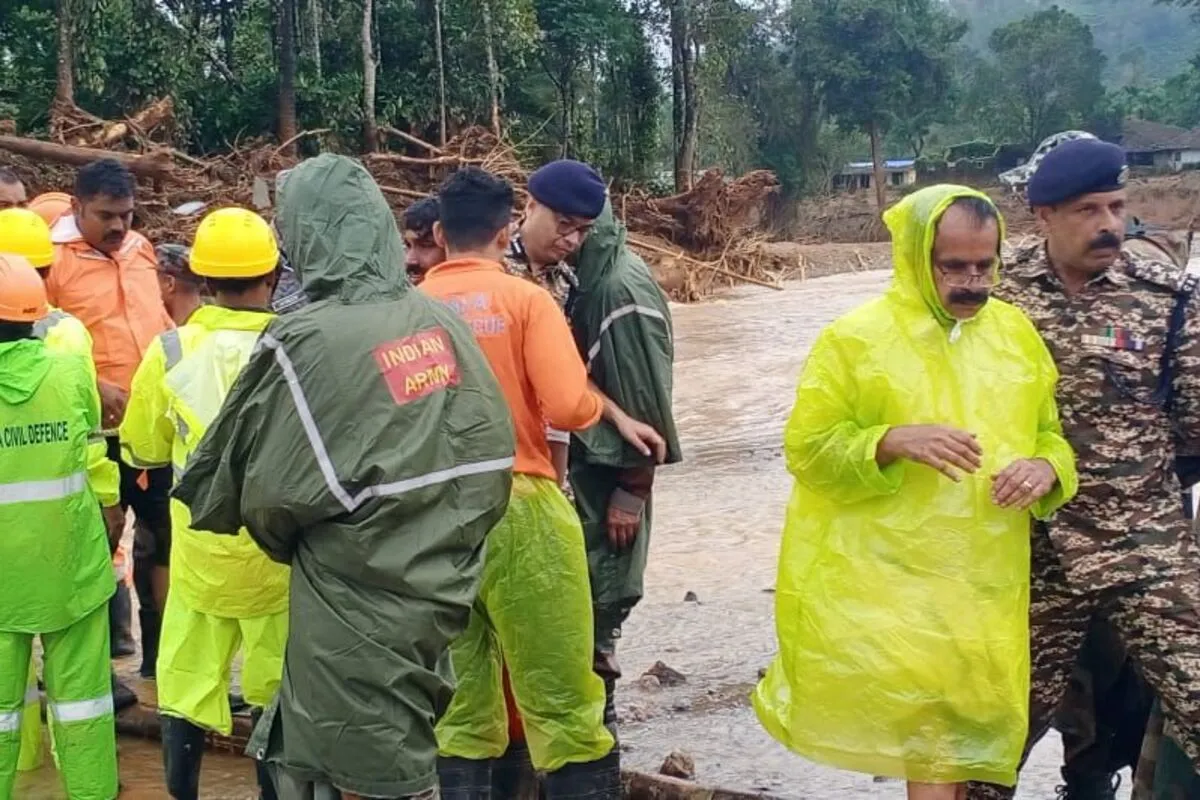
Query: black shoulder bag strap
1162 274 1200 492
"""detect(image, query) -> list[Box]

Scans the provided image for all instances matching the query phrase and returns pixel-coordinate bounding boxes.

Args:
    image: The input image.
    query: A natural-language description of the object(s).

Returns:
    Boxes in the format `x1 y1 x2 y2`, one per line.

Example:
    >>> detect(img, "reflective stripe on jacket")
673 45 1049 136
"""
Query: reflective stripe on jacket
0 339 115 633
120 305 289 618
34 308 119 507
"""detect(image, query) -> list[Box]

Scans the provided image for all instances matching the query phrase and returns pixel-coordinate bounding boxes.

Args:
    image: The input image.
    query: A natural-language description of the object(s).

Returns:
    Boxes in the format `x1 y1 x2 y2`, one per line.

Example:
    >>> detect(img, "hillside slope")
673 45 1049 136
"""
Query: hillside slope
947 0 1197 83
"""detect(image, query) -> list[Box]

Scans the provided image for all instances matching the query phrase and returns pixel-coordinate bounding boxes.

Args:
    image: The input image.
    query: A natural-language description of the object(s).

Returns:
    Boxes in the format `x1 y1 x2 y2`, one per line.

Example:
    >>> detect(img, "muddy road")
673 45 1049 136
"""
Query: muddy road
20 270 1128 798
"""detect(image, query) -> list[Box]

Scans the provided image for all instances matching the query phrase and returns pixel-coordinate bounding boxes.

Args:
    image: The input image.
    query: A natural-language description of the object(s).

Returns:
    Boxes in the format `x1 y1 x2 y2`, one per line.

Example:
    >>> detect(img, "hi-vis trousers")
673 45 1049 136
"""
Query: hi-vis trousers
0 603 117 800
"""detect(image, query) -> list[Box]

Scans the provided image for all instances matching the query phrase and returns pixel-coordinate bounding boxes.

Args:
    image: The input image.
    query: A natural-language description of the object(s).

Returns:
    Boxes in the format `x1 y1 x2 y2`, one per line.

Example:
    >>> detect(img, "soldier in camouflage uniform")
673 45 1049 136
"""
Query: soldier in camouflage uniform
966 138 1200 800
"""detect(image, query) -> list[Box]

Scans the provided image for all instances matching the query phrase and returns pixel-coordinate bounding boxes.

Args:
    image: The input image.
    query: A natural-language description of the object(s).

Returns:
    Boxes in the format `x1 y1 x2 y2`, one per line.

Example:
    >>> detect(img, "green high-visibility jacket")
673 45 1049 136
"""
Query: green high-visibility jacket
0 339 115 633
174 154 515 798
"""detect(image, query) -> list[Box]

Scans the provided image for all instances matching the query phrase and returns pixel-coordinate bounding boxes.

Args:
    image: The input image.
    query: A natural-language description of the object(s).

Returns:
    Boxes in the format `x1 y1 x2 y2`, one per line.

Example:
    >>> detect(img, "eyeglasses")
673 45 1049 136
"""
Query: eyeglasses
934 259 998 287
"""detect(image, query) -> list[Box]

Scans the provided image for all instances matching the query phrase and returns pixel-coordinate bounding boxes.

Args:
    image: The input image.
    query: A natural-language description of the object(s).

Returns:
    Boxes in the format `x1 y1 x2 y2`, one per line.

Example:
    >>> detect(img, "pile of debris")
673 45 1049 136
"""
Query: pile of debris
0 99 785 301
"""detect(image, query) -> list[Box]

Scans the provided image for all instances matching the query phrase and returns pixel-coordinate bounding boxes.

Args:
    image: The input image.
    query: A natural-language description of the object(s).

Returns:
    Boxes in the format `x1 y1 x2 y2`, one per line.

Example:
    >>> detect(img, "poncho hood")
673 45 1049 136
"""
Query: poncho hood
574 201 626 294
275 153 407 303
0 339 50 404
883 184 1005 328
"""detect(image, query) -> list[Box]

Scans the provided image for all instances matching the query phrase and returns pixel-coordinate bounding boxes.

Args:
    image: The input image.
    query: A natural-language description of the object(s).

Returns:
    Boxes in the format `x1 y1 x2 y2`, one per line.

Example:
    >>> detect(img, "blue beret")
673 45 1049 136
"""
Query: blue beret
528 160 607 219
1027 139 1128 207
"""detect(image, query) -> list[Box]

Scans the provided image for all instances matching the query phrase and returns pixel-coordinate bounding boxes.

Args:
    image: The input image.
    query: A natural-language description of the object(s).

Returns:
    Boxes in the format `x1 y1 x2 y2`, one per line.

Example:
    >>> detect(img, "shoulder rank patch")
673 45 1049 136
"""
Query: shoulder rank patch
373 328 460 405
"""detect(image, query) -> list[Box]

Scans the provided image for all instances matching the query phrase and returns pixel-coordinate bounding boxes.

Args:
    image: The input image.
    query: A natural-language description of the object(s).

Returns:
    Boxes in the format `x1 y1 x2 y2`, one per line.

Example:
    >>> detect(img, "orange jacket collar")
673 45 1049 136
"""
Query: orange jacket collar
425 257 505 280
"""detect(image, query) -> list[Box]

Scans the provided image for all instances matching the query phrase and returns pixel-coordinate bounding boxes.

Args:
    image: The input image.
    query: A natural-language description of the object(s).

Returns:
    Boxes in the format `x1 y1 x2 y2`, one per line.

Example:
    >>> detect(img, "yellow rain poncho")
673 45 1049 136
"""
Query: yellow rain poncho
752 185 1078 786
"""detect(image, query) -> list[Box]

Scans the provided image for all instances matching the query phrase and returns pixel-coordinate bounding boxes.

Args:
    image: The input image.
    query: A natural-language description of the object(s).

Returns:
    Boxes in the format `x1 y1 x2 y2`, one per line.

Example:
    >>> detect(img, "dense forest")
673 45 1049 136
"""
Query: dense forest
1 0 1199 199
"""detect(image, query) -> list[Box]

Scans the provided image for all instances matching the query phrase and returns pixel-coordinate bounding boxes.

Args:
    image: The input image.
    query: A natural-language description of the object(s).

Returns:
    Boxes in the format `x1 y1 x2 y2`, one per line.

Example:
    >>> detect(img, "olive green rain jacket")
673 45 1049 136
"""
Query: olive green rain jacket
568 203 682 640
173 154 515 798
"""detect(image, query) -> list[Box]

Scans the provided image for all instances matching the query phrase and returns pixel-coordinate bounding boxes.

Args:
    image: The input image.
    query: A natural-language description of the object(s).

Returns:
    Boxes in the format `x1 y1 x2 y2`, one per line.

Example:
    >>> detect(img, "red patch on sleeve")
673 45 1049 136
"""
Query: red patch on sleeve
373 328 460 405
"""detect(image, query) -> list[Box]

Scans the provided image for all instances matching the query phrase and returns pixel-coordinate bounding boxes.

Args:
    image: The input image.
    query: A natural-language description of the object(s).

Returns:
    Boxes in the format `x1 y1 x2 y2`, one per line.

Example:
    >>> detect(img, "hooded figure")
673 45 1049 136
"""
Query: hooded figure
173 154 515 799
752 185 1078 793
568 202 681 720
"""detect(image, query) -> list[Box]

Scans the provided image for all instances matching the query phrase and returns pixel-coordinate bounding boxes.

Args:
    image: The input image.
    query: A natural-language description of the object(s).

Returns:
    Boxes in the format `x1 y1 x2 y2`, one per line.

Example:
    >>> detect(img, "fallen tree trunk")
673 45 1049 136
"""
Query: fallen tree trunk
0 135 176 180
366 152 483 167
622 771 783 800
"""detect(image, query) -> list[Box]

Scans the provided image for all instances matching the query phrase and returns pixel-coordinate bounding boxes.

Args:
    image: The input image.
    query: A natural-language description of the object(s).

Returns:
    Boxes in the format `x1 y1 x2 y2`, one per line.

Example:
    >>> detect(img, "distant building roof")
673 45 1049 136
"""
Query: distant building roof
843 159 916 172
1119 119 1200 153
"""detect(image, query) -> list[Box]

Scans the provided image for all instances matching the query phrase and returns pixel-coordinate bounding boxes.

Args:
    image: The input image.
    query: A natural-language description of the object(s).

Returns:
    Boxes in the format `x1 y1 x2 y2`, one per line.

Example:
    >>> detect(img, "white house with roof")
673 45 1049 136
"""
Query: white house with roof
833 159 918 191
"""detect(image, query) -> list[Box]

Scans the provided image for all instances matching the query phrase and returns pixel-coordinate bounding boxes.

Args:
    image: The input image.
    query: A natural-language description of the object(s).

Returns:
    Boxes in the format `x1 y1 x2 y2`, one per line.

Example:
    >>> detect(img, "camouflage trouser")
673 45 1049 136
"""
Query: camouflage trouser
1130 703 1200 799
966 527 1200 800
268 764 440 799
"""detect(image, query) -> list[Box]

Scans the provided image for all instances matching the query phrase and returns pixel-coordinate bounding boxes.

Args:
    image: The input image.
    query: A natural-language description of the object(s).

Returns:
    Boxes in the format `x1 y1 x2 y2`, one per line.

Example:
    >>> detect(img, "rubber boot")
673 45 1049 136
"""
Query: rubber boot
541 750 621 800
438 755 493 800
161 715 206 800
250 707 279 800
1055 772 1120 800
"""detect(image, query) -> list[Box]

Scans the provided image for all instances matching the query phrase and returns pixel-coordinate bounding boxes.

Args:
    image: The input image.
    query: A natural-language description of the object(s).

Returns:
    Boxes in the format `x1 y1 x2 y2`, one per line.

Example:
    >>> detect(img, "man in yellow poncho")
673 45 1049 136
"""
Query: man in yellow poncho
753 185 1079 800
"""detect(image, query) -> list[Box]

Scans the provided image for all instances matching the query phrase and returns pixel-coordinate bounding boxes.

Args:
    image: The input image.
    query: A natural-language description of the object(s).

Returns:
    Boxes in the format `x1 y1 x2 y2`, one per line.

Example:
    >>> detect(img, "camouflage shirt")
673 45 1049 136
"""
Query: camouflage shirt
504 233 578 311
998 244 1200 591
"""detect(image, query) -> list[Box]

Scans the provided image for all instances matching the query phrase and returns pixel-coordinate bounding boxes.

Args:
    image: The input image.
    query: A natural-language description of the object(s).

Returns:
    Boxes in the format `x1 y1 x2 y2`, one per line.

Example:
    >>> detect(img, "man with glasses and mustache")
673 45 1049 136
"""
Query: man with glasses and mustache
967 139 1200 800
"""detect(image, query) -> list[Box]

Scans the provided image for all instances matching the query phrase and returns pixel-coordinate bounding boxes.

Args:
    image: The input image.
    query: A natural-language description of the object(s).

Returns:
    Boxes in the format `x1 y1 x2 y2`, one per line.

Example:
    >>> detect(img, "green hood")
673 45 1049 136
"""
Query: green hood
275 153 408 303
0 339 51 404
575 201 626 294
882 184 1004 328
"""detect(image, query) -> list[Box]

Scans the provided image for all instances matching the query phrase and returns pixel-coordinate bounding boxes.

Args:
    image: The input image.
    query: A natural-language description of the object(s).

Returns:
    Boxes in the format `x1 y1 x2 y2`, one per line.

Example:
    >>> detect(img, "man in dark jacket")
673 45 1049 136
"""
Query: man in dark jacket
174 154 516 799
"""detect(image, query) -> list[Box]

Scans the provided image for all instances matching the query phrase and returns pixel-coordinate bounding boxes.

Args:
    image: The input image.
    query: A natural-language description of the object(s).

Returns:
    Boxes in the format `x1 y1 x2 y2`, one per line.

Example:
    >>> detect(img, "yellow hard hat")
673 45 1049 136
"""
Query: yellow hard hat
0 253 49 322
189 207 279 279
0 208 54 268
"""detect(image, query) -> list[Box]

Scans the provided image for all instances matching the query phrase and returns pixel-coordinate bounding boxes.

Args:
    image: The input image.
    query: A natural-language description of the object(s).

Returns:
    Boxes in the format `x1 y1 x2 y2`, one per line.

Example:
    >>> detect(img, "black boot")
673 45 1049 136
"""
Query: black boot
1055 772 1120 800
542 750 620 800
438 755 493 800
161 715 206 800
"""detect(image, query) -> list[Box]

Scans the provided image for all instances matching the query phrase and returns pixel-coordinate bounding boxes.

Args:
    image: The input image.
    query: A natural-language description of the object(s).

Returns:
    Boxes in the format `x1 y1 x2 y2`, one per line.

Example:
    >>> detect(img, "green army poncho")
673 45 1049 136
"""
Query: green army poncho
569 203 682 646
174 154 515 798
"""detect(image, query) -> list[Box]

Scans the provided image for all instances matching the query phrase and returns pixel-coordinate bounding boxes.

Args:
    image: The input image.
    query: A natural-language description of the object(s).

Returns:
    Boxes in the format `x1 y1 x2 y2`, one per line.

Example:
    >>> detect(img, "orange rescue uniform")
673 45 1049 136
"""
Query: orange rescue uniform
47 214 173 392
421 257 602 477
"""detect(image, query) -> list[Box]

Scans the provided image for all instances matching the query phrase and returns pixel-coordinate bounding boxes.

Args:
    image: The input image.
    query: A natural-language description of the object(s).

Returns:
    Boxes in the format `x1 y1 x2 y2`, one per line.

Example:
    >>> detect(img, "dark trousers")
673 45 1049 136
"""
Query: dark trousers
105 437 172 673
966 528 1200 799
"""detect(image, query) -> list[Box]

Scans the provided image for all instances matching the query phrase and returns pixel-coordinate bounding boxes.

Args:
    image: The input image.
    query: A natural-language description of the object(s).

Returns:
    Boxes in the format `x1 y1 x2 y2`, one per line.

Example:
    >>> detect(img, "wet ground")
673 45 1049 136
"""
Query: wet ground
18 269 1131 798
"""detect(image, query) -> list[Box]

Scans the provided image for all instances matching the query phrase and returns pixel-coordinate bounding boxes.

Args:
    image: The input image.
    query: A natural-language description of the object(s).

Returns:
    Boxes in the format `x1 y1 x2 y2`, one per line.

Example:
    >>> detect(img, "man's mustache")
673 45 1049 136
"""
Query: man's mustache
1089 231 1122 251
949 288 990 306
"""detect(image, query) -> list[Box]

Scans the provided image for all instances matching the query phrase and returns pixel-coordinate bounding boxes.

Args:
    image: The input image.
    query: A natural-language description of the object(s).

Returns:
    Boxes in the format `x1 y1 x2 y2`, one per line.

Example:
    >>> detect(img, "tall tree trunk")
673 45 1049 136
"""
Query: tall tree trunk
308 0 322 80
669 0 698 192
221 2 235 72
55 0 75 105
434 0 448 146
869 119 886 210
361 0 377 152
277 0 298 155
559 77 573 157
482 0 502 138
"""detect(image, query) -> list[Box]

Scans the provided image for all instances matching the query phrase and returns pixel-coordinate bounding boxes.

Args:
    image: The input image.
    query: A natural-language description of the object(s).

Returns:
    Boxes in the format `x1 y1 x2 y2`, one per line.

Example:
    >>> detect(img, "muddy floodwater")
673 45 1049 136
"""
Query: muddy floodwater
18 271 1130 798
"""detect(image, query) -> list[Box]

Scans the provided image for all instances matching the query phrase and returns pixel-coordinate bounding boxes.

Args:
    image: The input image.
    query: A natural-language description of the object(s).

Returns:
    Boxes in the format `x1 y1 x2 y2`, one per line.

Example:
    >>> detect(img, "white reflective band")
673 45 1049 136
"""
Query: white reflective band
585 304 669 371
51 695 114 723
260 335 514 513
0 710 19 733
0 471 87 505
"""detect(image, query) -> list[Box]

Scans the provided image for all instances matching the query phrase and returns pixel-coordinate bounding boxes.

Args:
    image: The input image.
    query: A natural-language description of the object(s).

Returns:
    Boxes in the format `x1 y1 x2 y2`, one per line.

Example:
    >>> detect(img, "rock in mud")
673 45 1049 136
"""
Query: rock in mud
645 661 687 687
636 674 663 692
683 590 699 603
659 751 696 780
